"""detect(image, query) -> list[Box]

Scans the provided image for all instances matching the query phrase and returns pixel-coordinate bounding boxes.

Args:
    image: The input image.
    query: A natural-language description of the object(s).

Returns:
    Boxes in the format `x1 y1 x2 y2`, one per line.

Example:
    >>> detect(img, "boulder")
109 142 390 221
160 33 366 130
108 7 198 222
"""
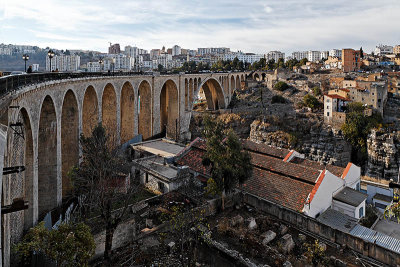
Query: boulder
230 215 244 227
262 230 277 246
283 261 292 267
280 224 288 235
248 217 257 230
298 233 307 242
280 234 295 254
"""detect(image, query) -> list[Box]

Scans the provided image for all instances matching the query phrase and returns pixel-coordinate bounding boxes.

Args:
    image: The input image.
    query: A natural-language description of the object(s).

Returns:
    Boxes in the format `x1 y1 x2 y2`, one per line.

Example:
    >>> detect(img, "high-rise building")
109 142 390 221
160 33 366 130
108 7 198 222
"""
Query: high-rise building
374 44 393 56
267 51 285 62
307 51 321 62
197 47 230 55
46 54 80 71
342 48 361 72
224 52 264 64
330 49 342 59
172 45 181 56
108 43 121 54
292 51 308 60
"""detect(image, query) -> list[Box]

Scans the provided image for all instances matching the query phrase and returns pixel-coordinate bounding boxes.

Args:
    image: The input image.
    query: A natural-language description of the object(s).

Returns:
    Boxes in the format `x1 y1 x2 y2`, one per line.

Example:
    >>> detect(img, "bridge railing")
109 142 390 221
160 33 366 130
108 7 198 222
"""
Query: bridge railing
0 71 144 99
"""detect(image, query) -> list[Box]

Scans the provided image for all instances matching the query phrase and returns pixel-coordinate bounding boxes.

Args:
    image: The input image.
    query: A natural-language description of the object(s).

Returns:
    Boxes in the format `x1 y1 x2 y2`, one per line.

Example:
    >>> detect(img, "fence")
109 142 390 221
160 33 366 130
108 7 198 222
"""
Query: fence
242 192 400 266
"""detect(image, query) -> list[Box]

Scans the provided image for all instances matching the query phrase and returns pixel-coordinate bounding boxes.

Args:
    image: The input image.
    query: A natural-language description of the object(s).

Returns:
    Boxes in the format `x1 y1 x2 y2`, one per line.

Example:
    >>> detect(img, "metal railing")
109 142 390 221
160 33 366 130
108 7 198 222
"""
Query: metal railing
0 71 143 99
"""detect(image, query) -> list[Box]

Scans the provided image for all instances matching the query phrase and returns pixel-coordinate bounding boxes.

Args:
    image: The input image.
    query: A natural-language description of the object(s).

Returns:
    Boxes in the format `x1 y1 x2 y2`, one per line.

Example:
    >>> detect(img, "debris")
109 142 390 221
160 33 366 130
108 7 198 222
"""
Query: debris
262 230 276 246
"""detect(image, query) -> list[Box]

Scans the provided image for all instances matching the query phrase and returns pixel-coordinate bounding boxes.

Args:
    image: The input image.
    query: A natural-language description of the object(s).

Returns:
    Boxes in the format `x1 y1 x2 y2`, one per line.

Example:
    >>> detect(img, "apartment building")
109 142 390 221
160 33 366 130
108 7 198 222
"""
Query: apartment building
342 49 361 72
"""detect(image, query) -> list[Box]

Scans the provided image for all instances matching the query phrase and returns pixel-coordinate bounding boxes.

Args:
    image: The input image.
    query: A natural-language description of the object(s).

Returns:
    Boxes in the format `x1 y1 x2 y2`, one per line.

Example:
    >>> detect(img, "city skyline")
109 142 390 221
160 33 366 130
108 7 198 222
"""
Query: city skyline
1 0 399 54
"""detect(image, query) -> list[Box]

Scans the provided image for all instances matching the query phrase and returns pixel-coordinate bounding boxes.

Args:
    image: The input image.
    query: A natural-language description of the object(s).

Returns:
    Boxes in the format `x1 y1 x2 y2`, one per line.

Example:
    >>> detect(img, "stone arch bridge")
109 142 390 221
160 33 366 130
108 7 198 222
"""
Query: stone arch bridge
0 71 255 265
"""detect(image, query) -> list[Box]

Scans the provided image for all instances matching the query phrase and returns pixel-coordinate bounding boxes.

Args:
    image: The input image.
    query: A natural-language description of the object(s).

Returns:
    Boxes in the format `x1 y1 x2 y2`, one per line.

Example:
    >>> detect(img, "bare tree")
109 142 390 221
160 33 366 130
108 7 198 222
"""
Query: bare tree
70 123 137 260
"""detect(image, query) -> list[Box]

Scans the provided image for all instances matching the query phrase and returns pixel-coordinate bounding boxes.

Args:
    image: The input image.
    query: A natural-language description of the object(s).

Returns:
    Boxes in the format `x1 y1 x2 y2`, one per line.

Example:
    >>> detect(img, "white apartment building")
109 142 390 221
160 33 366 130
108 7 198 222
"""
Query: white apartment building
46 54 81 71
0 47 12 55
375 44 393 56
307 51 322 62
292 51 308 60
125 46 147 58
153 53 173 69
224 52 264 64
87 62 101 72
172 45 181 56
321 51 329 59
330 49 342 59
103 54 134 71
267 51 285 62
197 47 230 55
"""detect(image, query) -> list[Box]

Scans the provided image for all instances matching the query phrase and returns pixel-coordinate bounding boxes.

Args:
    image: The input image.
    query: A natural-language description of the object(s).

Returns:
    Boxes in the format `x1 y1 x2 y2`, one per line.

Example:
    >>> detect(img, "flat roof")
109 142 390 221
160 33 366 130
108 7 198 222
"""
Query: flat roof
373 193 392 203
333 187 367 207
134 156 179 181
317 208 358 233
131 138 186 158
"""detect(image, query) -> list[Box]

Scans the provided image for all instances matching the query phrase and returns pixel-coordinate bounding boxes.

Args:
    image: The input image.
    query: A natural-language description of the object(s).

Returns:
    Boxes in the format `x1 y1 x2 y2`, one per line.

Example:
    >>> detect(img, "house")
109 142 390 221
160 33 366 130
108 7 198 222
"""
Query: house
323 89 351 128
332 187 367 219
176 138 363 219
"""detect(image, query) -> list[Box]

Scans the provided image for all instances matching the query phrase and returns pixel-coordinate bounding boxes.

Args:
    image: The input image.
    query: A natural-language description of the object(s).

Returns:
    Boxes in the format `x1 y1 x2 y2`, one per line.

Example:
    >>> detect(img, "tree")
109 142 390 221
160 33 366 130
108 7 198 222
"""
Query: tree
360 47 364 59
303 94 321 109
299 57 308 66
202 116 252 210
71 123 137 260
157 64 164 72
274 81 289 91
271 95 286 104
312 86 322 96
267 59 275 70
14 222 95 267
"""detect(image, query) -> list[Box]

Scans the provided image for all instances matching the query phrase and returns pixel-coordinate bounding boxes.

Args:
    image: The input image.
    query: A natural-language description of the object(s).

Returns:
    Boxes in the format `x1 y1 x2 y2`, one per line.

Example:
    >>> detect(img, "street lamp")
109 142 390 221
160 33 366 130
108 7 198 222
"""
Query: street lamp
98 58 103 72
22 54 29 72
47 49 55 72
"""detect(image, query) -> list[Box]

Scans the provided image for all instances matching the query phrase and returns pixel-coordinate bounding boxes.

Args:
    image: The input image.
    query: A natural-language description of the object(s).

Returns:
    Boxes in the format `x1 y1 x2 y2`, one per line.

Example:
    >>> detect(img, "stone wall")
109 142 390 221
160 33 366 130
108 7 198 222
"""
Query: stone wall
365 130 400 180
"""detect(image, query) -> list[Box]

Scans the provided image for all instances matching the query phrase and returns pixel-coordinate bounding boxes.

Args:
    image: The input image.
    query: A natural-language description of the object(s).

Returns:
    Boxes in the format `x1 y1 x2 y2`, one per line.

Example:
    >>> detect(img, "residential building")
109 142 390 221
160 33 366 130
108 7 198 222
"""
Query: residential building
108 43 121 54
324 89 351 127
172 45 181 56
330 49 342 59
374 44 393 56
292 51 308 61
197 47 230 55
267 51 285 62
346 82 387 115
331 187 367 219
153 53 172 69
102 54 134 71
45 54 80 71
307 51 322 62
321 51 329 59
324 56 342 70
124 46 147 58
87 61 101 72
342 48 361 72
394 45 400 55
224 52 264 64
150 49 161 59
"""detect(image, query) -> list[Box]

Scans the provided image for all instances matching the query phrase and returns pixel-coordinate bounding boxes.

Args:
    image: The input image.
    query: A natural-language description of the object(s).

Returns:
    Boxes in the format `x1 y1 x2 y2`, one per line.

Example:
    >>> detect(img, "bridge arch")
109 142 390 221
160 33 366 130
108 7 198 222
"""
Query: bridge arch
19 108 34 230
241 74 245 82
138 80 152 140
160 80 179 139
120 81 135 143
82 85 98 137
184 79 189 110
236 75 240 90
197 77 225 110
262 73 266 81
254 73 260 81
189 78 193 109
38 95 58 217
231 76 235 94
101 83 117 140
61 90 79 198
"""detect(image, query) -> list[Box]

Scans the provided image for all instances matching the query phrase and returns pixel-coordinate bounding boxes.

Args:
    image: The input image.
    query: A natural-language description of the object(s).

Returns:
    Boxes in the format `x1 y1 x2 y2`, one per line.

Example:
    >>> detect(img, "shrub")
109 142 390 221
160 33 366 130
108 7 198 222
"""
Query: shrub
273 81 289 91
271 95 286 104
312 86 322 96
303 94 321 109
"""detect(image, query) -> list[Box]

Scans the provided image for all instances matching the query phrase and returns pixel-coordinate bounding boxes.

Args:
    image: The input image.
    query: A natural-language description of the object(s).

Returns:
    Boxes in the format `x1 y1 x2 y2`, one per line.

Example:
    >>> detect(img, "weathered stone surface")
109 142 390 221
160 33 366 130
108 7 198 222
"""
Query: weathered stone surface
248 217 257 230
262 230 277 245
283 260 292 267
298 233 307 242
280 224 288 235
230 214 244 227
280 234 295 254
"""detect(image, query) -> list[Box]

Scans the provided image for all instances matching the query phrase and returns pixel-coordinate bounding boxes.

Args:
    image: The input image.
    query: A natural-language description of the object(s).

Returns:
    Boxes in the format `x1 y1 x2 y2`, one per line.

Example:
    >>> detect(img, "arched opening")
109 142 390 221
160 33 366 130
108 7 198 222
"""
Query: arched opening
230 76 235 95
61 90 79 199
82 86 98 137
138 80 152 140
120 82 135 144
38 95 58 217
20 108 34 230
236 75 240 90
254 73 260 81
262 73 266 81
184 79 188 110
160 80 179 139
101 83 117 137
189 78 193 109
241 74 245 82
196 78 225 110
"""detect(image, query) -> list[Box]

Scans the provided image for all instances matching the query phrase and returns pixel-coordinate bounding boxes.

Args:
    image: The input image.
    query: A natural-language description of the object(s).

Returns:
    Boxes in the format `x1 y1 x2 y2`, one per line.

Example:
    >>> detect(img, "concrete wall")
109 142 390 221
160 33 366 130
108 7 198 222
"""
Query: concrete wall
0 124 7 267
243 192 400 266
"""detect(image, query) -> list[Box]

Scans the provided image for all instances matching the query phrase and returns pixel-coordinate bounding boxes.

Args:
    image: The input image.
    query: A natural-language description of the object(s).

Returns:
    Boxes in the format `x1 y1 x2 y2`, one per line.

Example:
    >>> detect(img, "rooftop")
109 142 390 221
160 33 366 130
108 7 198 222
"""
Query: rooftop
317 208 358 233
131 138 186 158
289 157 345 178
333 187 367 207
242 139 290 159
133 156 181 182
373 193 393 203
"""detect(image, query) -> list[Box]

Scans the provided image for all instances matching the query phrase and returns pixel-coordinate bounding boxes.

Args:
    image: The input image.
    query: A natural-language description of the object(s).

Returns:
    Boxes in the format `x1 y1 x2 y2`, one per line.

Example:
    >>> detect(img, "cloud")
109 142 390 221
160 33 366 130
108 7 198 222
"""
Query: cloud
1 0 399 54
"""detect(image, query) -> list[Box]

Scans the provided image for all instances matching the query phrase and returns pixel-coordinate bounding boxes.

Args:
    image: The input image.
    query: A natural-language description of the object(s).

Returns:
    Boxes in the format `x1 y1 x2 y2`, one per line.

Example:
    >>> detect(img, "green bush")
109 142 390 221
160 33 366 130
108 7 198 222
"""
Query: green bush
271 95 286 104
312 86 322 96
303 94 321 109
274 81 289 91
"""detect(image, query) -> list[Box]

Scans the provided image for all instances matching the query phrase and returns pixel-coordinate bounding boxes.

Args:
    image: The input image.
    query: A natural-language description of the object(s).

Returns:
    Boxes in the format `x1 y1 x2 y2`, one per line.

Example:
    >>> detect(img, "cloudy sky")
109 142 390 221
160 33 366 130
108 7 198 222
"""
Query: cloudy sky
0 0 399 54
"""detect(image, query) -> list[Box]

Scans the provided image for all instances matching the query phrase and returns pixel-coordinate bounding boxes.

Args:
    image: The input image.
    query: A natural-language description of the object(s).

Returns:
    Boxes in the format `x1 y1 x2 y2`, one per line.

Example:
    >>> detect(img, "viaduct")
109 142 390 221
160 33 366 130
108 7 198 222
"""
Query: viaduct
0 70 270 266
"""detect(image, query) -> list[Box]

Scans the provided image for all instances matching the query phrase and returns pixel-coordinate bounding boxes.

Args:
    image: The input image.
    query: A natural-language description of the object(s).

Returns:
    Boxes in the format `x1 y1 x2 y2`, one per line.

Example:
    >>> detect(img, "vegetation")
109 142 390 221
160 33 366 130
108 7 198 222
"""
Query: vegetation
14 222 95 267
312 86 322 96
70 123 138 260
273 81 289 91
360 205 378 227
271 95 286 104
341 102 383 163
211 57 249 71
302 94 321 109
384 202 400 223
304 240 327 266
202 116 253 210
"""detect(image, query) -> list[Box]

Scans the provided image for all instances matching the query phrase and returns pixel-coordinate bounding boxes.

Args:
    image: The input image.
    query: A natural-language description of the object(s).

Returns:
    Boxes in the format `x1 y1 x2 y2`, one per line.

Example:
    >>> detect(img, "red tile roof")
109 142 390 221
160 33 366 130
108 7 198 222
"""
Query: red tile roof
176 147 210 177
325 94 350 101
308 170 325 204
242 139 291 159
241 168 314 211
283 151 293 162
341 163 352 179
289 157 345 178
250 152 320 184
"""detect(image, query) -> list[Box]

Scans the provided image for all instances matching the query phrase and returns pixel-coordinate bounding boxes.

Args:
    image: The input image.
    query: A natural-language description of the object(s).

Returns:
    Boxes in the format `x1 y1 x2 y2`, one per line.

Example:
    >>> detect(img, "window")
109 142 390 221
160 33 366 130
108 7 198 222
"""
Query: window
359 206 364 218
145 173 149 183
327 112 330 116
158 182 165 193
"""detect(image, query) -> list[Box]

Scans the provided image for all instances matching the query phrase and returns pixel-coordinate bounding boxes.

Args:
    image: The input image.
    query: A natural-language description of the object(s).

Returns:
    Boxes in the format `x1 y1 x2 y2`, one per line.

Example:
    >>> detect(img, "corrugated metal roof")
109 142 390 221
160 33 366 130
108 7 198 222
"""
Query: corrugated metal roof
350 224 400 254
